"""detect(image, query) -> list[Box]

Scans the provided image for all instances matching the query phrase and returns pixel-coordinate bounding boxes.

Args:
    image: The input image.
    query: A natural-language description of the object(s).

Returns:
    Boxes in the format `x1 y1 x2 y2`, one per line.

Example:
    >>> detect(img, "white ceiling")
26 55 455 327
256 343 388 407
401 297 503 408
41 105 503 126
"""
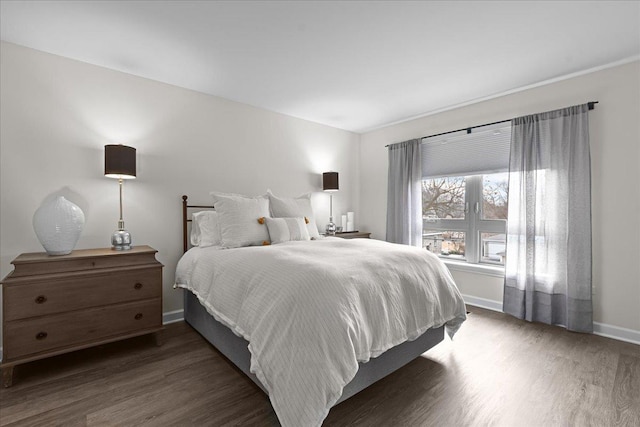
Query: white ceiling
1 1 639 133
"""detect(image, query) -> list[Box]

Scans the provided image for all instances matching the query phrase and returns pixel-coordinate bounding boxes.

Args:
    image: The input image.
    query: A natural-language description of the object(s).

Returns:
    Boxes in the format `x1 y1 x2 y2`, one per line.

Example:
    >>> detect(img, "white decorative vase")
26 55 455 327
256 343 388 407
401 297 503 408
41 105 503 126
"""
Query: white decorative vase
33 196 85 255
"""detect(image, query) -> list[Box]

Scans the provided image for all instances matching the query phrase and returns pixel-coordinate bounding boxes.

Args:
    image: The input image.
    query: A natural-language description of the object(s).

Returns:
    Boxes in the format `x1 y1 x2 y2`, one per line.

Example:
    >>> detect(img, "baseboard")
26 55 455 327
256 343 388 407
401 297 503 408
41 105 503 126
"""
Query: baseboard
462 294 503 312
593 322 640 346
462 294 640 346
163 309 185 325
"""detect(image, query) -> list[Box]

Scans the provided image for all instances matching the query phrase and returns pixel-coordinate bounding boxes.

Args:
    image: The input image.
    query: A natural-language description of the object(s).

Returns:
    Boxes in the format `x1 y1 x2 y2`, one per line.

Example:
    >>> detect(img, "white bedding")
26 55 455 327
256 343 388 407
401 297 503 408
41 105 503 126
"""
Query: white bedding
175 238 466 427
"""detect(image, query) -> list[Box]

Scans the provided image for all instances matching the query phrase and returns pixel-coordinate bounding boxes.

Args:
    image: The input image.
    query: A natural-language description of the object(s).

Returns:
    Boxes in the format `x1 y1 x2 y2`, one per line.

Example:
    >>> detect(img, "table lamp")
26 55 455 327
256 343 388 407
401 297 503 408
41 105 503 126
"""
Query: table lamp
323 171 339 235
104 144 136 250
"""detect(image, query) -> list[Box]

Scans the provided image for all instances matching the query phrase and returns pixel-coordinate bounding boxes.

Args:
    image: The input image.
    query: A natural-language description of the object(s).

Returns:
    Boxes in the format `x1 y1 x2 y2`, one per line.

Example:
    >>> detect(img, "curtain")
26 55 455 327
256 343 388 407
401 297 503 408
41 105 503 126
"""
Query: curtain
503 104 592 333
386 139 422 246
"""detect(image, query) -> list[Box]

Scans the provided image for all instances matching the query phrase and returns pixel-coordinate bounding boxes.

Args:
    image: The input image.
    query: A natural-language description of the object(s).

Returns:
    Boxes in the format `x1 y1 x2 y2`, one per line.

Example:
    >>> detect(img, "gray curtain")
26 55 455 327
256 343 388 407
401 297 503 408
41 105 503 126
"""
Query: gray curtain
386 139 422 246
503 104 592 333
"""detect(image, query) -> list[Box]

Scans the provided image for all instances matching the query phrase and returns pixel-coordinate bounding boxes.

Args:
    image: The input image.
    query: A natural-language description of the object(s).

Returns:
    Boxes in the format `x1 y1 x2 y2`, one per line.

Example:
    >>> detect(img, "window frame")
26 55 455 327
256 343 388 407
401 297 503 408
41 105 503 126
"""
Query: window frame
423 174 506 266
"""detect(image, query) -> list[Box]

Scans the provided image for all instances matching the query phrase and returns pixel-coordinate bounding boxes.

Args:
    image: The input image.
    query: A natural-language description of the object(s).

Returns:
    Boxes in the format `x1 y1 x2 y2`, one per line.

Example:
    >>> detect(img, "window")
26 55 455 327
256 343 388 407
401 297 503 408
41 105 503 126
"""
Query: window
421 123 510 266
423 173 508 265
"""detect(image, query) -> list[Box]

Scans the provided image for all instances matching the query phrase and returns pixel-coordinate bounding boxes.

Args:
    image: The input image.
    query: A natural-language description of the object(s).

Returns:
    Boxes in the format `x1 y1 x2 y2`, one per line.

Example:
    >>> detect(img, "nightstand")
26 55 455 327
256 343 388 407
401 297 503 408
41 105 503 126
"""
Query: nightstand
0 245 164 387
334 231 371 239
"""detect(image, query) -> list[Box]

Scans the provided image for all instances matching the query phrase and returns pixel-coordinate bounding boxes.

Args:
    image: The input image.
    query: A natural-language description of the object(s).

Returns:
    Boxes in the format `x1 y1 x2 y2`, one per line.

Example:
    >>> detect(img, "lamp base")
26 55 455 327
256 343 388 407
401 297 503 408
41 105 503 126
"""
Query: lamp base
111 229 132 251
325 220 337 236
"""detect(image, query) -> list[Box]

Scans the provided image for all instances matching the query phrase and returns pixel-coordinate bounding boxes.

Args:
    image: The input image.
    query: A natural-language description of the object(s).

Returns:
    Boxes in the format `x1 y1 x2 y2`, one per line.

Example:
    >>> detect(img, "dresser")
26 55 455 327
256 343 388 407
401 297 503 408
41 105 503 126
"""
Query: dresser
1 246 163 387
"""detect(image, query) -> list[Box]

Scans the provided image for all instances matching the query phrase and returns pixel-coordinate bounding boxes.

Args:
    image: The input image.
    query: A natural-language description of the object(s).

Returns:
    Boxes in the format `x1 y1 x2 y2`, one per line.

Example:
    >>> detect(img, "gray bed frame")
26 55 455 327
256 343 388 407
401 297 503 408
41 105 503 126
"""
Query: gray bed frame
180 195 445 405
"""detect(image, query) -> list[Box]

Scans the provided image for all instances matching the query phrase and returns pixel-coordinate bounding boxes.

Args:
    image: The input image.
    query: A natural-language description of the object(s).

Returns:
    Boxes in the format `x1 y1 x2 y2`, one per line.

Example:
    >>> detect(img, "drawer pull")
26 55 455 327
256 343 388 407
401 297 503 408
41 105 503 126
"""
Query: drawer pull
134 313 143 320
36 332 48 340
134 283 143 290
35 295 47 304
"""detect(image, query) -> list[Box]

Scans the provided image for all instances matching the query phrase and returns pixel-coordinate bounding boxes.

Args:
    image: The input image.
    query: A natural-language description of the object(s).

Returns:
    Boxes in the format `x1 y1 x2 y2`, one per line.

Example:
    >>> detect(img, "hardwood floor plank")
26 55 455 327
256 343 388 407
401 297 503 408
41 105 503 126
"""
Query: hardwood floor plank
1 307 638 426
612 354 640 426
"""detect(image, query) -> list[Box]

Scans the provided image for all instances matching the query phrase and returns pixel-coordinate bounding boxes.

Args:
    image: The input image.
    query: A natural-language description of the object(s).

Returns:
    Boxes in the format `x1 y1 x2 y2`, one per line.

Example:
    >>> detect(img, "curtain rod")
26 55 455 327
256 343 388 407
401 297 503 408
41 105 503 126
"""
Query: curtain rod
385 101 598 147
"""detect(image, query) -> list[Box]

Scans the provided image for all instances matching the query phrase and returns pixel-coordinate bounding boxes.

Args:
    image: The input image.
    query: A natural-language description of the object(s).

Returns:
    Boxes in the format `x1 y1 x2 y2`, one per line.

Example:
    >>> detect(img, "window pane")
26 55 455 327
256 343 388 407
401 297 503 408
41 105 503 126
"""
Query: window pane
422 176 466 220
482 172 509 220
423 230 466 259
481 232 505 265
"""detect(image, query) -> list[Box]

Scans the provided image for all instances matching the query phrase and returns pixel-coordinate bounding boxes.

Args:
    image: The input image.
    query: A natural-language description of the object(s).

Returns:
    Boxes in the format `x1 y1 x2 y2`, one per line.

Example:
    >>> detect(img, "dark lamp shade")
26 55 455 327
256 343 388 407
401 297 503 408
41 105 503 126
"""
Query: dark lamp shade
323 172 339 192
105 145 136 179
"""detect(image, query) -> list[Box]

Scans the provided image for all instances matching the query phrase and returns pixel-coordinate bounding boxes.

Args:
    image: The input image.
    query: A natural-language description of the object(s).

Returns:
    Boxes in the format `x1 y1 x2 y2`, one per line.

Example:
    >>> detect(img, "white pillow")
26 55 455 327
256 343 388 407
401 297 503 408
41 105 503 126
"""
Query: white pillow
190 214 202 247
265 217 311 244
191 211 221 248
210 192 270 248
267 190 321 239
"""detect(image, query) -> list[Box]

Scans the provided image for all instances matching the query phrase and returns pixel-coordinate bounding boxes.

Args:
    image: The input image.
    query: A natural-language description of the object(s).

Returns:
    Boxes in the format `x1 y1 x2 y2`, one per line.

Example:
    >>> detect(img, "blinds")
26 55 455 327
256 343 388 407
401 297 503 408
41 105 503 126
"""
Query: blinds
421 122 511 178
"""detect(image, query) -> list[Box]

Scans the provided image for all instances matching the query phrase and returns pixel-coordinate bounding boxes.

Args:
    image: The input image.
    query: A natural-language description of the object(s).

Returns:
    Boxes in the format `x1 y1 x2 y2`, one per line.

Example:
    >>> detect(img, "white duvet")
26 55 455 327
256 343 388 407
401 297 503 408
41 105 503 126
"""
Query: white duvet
175 238 466 427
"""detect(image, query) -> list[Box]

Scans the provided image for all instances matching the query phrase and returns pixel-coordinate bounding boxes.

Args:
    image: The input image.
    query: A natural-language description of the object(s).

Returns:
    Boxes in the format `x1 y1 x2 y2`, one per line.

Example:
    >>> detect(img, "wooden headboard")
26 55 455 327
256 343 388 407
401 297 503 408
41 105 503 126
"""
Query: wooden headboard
181 195 214 253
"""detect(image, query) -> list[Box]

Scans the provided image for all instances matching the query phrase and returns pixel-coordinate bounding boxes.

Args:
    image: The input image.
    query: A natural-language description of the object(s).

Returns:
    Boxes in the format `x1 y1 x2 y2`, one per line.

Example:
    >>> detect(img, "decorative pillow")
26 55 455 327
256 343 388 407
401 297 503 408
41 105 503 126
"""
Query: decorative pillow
191 211 221 248
265 217 311 244
210 192 270 248
267 190 321 239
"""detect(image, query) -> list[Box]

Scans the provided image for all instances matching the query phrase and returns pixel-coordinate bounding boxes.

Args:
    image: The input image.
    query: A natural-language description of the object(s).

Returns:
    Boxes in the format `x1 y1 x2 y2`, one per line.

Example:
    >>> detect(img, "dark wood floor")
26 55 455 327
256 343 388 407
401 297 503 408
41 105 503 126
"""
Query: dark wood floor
1 307 639 426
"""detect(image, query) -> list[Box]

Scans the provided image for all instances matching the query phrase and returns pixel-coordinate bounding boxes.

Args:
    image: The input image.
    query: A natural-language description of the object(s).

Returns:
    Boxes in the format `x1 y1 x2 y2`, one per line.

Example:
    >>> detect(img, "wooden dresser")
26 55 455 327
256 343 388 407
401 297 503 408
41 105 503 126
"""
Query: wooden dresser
1 245 163 387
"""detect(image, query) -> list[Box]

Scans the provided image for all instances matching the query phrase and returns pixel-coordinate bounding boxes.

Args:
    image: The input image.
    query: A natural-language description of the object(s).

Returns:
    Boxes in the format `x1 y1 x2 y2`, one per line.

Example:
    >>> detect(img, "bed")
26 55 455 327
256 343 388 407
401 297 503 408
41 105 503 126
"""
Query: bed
175 194 466 426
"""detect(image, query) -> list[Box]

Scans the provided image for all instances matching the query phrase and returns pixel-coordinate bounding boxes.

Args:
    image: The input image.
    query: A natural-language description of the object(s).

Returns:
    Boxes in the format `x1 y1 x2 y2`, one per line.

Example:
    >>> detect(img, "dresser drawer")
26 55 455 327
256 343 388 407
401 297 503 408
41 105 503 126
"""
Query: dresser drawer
4 298 161 360
3 267 161 321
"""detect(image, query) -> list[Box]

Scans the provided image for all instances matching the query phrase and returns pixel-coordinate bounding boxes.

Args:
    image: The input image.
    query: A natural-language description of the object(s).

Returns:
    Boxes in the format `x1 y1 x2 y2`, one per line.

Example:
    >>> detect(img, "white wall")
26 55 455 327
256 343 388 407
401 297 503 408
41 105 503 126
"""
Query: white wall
359 61 640 334
0 42 360 320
